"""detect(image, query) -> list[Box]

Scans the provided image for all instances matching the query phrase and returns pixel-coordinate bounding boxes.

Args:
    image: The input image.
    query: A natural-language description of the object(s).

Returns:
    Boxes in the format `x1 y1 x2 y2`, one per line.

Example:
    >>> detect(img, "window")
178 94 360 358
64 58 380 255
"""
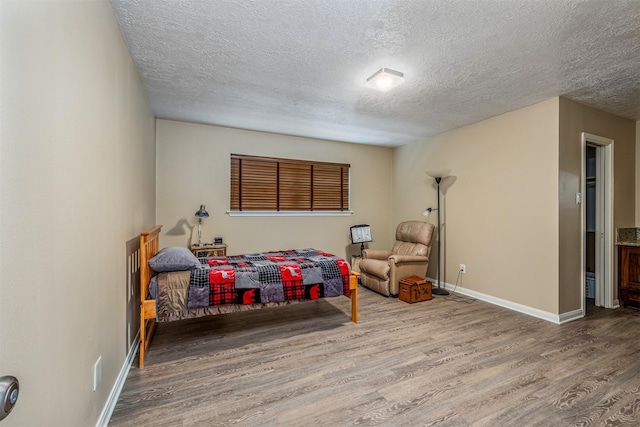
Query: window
230 154 350 214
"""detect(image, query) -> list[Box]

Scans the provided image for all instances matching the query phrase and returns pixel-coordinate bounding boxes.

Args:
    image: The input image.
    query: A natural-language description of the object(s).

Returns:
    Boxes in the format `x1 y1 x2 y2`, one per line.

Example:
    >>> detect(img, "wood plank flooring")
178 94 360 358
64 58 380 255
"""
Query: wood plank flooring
109 287 640 426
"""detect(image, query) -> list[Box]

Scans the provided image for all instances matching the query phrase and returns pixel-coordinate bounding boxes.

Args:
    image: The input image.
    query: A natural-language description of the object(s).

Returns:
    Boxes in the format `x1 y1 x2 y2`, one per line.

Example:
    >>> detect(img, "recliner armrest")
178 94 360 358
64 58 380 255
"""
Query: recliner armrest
362 249 392 260
388 255 429 264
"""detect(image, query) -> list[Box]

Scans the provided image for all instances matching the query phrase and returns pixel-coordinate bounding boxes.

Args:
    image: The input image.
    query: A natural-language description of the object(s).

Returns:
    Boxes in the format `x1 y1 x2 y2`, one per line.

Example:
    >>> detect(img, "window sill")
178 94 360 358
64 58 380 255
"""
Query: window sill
227 210 353 217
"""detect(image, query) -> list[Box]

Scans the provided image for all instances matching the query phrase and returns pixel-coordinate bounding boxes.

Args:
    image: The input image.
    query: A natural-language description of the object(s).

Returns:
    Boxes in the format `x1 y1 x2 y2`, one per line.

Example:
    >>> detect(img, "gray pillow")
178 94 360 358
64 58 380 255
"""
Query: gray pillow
148 246 201 272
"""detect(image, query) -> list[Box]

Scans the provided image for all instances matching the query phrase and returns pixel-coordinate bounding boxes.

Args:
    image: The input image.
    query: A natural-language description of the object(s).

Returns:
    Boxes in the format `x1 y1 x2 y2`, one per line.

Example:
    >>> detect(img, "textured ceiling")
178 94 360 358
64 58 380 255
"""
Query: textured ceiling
110 0 640 146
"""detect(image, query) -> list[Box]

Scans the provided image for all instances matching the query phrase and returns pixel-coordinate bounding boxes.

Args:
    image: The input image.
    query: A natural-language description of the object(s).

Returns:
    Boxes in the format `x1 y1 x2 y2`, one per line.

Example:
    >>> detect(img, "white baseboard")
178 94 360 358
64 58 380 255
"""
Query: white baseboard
558 309 583 324
428 278 583 325
96 333 139 427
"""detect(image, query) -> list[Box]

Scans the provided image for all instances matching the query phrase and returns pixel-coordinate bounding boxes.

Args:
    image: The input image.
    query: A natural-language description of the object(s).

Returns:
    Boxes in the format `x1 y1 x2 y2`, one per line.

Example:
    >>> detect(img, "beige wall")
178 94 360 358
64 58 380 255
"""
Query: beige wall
393 98 560 313
156 120 394 259
0 2 155 426
558 98 636 312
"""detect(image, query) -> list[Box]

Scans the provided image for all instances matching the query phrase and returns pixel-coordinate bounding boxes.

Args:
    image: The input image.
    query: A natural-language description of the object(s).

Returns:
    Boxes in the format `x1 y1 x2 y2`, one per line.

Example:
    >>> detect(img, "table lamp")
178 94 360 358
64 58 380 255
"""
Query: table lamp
194 205 209 246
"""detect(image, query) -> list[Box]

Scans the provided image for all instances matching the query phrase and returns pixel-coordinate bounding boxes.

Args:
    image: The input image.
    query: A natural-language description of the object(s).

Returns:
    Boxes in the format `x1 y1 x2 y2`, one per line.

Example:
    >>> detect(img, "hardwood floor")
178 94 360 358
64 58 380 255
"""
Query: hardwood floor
110 287 640 426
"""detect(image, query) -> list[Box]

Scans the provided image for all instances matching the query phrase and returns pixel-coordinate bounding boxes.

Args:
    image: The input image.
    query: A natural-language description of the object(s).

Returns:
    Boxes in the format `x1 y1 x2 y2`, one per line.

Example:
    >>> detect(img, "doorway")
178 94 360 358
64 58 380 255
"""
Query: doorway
585 145 597 313
581 132 614 316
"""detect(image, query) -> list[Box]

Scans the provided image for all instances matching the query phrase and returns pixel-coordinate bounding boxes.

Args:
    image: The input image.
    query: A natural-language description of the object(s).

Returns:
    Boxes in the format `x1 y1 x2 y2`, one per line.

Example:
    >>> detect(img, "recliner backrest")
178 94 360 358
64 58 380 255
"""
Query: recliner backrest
391 221 435 257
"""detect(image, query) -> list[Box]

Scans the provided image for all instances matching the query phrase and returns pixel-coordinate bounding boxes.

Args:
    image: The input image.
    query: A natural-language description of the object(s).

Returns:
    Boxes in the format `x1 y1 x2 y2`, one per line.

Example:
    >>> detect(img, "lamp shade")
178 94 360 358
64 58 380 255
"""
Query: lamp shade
195 205 209 219
350 224 372 244
425 169 451 179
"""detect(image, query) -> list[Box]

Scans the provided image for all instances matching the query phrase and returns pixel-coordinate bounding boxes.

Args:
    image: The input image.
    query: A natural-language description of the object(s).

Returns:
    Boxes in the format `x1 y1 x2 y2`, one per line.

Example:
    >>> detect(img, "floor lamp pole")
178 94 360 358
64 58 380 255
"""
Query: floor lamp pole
432 176 449 296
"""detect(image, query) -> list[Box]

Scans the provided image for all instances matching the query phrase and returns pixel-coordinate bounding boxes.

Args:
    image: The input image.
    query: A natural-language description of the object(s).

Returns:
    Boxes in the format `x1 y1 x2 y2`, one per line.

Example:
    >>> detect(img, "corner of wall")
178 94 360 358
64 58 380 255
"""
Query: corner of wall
637 120 640 226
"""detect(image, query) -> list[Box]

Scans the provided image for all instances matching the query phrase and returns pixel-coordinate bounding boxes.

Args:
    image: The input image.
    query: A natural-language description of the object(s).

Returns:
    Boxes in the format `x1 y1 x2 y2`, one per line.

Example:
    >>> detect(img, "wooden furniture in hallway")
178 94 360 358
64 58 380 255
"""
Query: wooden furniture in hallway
618 244 640 309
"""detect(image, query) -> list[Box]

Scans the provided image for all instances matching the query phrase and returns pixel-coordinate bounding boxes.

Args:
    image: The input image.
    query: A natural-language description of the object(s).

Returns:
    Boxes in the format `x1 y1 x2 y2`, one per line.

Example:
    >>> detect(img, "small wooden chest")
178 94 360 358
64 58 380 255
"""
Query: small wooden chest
399 276 432 303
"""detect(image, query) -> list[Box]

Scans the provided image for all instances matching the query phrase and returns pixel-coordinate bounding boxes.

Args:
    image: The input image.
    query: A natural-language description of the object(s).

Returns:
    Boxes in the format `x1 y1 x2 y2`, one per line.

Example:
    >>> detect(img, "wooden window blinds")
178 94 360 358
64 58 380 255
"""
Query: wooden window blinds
230 154 350 212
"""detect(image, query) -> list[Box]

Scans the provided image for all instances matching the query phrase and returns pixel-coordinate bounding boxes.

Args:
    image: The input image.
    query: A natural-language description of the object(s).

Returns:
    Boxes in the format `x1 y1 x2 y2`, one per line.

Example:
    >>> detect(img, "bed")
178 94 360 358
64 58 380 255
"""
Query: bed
138 225 359 367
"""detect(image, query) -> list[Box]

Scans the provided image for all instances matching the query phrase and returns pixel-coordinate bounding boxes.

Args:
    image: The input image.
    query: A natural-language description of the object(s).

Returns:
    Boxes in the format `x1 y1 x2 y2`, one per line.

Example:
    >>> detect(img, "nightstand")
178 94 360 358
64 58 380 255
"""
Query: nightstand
191 243 228 257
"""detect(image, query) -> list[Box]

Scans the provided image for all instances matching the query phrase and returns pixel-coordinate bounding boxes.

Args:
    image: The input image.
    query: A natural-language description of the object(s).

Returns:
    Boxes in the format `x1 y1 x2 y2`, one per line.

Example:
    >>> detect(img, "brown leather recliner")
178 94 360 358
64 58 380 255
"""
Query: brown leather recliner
359 221 435 296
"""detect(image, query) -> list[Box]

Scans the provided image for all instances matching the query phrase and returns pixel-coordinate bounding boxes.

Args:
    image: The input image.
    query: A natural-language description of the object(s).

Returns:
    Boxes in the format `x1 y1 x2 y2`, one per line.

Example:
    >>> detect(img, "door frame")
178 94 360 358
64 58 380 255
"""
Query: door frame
580 132 614 314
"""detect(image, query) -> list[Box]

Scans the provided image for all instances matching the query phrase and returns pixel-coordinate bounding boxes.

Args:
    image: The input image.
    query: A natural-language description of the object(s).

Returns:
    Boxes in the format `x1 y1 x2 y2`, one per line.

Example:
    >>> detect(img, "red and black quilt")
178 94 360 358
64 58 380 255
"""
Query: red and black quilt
187 249 351 308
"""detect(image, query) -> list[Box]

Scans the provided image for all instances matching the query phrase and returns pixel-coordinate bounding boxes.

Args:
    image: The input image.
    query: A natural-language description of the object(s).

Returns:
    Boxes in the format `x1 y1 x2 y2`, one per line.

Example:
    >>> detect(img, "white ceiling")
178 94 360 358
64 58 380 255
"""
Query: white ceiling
110 0 640 147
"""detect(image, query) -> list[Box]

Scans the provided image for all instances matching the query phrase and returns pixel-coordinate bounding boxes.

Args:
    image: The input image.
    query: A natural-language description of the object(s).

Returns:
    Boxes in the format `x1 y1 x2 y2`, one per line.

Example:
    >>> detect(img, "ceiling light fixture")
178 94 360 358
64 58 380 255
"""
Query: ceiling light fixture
365 67 404 92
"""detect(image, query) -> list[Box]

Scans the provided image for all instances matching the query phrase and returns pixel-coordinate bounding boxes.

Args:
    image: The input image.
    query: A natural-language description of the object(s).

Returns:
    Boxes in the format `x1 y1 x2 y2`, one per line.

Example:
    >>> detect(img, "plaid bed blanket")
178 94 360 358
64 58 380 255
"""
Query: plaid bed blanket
187 249 351 308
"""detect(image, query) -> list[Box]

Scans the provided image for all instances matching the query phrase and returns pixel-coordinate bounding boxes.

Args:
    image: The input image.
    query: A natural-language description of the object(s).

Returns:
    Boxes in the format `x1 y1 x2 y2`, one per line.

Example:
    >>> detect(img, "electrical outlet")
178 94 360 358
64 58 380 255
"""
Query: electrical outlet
93 356 102 391
459 264 466 274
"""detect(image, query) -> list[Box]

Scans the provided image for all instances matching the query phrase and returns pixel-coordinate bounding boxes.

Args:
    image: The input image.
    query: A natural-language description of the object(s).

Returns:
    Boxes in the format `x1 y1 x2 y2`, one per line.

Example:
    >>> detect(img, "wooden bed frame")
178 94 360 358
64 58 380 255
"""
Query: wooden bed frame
138 225 359 367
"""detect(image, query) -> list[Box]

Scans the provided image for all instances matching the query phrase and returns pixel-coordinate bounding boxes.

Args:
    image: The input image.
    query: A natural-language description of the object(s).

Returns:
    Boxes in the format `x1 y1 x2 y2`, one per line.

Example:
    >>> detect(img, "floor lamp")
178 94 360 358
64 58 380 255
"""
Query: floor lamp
424 170 451 296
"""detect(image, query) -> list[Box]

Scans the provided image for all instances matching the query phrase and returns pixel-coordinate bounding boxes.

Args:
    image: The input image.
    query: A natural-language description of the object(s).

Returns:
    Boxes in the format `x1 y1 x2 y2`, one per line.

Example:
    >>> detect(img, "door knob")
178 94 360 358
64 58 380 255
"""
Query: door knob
0 376 19 421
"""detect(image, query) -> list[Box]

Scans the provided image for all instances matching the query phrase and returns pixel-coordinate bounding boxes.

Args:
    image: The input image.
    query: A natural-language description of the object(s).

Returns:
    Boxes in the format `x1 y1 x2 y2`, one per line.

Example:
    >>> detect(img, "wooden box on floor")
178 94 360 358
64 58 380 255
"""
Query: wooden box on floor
399 275 432 303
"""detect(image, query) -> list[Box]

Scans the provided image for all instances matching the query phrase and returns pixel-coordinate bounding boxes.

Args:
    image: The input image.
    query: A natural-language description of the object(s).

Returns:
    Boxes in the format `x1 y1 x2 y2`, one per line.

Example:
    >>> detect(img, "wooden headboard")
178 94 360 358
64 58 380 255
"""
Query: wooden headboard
139 225 161 367
139 225 161 303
